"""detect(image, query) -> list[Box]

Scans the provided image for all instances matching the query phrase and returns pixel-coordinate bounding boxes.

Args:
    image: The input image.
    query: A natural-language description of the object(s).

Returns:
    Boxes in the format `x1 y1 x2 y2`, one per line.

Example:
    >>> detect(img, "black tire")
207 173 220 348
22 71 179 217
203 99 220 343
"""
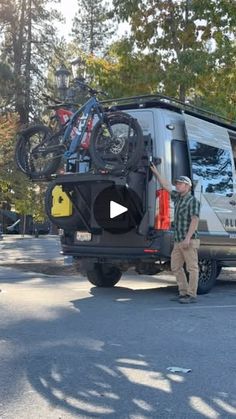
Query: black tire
184 259 217 294
15 134 28 173
197 259 217 294
89 112 144 173
216 265 222 278
87 263 122 287
15 125 52 174
135 262 161 275
15 125 63 178
44 181 83 230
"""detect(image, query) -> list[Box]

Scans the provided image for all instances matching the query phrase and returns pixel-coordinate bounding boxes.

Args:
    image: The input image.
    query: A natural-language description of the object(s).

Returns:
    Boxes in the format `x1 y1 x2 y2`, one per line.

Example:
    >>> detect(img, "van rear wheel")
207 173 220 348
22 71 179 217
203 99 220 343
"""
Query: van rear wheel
184 259 217 294
87 263 122 287
216 265 222 278
197 259 217 294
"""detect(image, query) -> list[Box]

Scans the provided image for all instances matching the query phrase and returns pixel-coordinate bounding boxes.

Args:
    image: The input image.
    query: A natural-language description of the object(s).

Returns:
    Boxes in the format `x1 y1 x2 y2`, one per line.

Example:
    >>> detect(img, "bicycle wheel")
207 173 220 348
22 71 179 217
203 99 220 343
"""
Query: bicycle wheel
15 133 29 174
15 124 63 179
89 112 144 173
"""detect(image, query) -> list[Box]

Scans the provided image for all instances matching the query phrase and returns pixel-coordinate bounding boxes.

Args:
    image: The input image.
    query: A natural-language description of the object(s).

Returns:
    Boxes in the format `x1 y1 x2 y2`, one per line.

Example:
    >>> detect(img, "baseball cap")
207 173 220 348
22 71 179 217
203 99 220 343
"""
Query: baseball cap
175 176 192 186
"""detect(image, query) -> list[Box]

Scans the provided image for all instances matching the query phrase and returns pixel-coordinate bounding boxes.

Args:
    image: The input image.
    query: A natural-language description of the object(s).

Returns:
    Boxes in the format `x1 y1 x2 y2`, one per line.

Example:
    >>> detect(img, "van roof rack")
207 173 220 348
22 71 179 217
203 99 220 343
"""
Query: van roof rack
103 94 236 131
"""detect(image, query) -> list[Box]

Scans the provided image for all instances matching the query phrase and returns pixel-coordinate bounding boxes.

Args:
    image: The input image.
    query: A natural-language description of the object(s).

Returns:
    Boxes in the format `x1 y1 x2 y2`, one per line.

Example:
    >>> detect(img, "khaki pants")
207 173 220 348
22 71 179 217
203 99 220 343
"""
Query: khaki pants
171 239 200 298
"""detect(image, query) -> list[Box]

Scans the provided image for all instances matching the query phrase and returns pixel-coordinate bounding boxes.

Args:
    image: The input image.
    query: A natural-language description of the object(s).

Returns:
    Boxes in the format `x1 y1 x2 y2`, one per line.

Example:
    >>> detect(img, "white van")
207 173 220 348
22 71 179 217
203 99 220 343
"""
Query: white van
46 95 236 294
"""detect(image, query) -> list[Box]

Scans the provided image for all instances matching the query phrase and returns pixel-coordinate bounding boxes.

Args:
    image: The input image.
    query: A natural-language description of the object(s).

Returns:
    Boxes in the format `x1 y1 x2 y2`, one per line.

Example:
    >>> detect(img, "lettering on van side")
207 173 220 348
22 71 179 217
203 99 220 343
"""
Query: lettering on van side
224 218 236 229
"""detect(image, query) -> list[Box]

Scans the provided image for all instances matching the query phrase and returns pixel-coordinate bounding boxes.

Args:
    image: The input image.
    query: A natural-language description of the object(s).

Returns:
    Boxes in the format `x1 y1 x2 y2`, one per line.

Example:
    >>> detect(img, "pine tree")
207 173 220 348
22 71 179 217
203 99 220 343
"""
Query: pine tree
0 62 14 111
0 0 62 124
72 0 115 55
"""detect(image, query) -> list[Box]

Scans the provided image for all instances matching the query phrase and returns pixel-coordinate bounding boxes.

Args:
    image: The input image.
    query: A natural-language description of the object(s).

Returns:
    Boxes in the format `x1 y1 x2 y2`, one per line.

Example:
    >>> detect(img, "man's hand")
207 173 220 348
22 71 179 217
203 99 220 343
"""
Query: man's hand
150 162 159 178
150 163 172 193
182 237 191 248
183 216 199 249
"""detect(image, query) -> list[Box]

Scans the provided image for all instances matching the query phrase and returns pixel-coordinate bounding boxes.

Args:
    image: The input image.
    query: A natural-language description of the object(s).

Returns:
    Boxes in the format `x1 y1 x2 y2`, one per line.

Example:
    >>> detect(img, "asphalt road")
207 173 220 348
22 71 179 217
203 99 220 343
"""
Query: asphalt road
0 236 236 418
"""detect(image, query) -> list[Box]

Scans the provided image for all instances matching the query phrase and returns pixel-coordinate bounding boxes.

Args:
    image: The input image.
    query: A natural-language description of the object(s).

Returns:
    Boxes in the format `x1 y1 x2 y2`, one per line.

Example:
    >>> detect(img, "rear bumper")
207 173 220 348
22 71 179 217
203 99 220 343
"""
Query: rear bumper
61 230 173 261
62 244 160 259
62 229 236 263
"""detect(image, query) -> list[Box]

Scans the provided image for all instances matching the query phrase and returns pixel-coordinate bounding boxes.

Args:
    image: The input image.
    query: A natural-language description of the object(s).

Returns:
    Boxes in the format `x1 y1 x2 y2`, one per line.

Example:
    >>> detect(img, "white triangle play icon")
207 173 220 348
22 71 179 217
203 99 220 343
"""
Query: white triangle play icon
110 201 128 219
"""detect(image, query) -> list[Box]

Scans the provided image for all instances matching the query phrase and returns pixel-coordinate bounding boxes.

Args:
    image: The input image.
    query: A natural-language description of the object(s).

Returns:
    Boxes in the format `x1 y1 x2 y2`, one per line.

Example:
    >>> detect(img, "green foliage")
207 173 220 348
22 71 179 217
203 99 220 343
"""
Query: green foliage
72 0 116 55
0 113 47 219
112 0 236 107
0 62 14 110
194 63 236 122
84 39 162 97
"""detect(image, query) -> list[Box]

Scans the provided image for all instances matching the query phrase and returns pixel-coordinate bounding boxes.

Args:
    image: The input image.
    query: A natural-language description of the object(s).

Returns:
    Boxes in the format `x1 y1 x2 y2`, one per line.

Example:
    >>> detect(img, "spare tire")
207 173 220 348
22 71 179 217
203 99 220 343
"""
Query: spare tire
87 263 122 287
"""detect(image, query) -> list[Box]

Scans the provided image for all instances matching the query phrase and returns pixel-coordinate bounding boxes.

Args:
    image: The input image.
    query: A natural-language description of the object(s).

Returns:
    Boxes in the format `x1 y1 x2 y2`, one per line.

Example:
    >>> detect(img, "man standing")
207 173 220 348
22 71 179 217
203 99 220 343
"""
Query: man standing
150 163 200 303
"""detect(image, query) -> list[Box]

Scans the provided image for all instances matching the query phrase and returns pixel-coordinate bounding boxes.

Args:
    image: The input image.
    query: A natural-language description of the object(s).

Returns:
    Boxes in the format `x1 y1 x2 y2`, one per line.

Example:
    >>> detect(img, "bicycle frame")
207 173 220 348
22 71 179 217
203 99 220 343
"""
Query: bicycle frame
63 96 104 158
56 108 73 125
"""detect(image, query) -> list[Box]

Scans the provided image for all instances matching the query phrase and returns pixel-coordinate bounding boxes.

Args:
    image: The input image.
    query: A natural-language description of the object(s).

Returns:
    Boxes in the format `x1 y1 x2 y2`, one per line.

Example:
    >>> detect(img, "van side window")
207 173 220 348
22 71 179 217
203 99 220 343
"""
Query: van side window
189 140 233 196
171 140 191 184
229 135 236 169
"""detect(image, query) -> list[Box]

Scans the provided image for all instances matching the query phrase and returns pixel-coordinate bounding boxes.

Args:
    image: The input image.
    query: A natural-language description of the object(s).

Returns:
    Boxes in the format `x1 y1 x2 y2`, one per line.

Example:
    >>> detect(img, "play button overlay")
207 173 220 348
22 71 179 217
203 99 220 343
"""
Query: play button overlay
110 201 128 219
94 185 143 234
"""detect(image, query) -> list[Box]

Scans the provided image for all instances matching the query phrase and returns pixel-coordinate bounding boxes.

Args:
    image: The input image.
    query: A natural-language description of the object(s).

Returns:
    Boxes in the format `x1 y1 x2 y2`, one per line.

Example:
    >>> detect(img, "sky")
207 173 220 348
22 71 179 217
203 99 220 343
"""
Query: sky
56 0 129 40
56 0 78 39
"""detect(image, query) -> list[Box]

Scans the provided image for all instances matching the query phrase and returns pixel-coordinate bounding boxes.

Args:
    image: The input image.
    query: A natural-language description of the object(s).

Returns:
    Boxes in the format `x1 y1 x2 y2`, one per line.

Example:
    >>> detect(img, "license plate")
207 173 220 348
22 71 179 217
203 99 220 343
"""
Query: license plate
76 232 91 241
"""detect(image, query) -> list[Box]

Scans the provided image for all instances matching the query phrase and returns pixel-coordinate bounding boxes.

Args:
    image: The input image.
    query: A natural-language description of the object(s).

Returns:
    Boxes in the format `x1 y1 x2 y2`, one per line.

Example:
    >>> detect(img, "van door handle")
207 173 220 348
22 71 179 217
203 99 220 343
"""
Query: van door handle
229 200 236 206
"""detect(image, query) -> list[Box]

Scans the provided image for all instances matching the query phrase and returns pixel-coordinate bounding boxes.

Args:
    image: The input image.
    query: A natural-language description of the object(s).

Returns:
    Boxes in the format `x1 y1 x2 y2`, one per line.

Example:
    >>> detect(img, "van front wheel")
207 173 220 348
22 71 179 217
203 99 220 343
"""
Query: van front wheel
87 263 122 287
197 259 217 294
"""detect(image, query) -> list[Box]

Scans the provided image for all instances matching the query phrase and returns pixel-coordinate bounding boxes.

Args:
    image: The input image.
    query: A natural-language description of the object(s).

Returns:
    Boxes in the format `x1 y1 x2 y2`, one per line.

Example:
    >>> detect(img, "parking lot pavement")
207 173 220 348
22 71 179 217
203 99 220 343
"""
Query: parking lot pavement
0 236 236 418
0 234 63 264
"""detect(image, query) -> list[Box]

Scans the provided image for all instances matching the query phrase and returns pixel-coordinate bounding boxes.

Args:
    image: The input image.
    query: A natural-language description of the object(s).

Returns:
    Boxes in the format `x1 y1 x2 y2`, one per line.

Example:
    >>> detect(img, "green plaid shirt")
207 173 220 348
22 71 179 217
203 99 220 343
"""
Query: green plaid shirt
171 191 200 242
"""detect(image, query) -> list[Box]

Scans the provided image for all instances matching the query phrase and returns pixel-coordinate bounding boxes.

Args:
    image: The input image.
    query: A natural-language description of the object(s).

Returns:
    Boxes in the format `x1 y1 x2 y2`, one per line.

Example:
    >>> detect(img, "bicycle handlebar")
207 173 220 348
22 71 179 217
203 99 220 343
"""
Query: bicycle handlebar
46 102 79 110
73 79 109 97
41 81 109 110
41 93 79 110
41 93 62 104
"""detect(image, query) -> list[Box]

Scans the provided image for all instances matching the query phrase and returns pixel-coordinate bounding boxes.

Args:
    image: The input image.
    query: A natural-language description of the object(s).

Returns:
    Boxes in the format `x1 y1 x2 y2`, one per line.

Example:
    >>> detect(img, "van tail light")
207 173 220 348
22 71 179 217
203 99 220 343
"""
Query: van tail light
144 249 159 253
155 189 170 230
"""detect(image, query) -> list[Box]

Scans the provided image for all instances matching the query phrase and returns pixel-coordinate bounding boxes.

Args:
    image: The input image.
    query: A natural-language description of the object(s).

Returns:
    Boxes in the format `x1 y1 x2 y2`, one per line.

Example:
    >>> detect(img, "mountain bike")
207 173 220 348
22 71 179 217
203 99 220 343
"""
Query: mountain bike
15 94 76 178
15 81 144 180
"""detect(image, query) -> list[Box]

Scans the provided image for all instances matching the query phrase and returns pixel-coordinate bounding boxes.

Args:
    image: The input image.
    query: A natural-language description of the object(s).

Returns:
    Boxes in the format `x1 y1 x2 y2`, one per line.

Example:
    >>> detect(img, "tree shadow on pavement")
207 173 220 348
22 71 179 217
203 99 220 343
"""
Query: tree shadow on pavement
1 283 236 418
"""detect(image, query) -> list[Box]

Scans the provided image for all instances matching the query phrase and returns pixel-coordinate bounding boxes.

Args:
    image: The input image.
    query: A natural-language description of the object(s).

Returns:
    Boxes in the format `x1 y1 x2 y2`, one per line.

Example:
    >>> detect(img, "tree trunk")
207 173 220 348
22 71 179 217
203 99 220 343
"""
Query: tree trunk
24 0 32 122
13 0 28 124
178 0 189 103
179 84 186 102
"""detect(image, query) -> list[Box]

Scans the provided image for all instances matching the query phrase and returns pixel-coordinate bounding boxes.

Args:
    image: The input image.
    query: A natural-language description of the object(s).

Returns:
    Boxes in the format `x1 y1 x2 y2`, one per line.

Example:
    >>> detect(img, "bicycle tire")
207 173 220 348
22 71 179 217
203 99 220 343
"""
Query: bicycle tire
15 125 52 174
15 124 63 178
89 112 144 173
15 133 28 174
44 181 84 230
